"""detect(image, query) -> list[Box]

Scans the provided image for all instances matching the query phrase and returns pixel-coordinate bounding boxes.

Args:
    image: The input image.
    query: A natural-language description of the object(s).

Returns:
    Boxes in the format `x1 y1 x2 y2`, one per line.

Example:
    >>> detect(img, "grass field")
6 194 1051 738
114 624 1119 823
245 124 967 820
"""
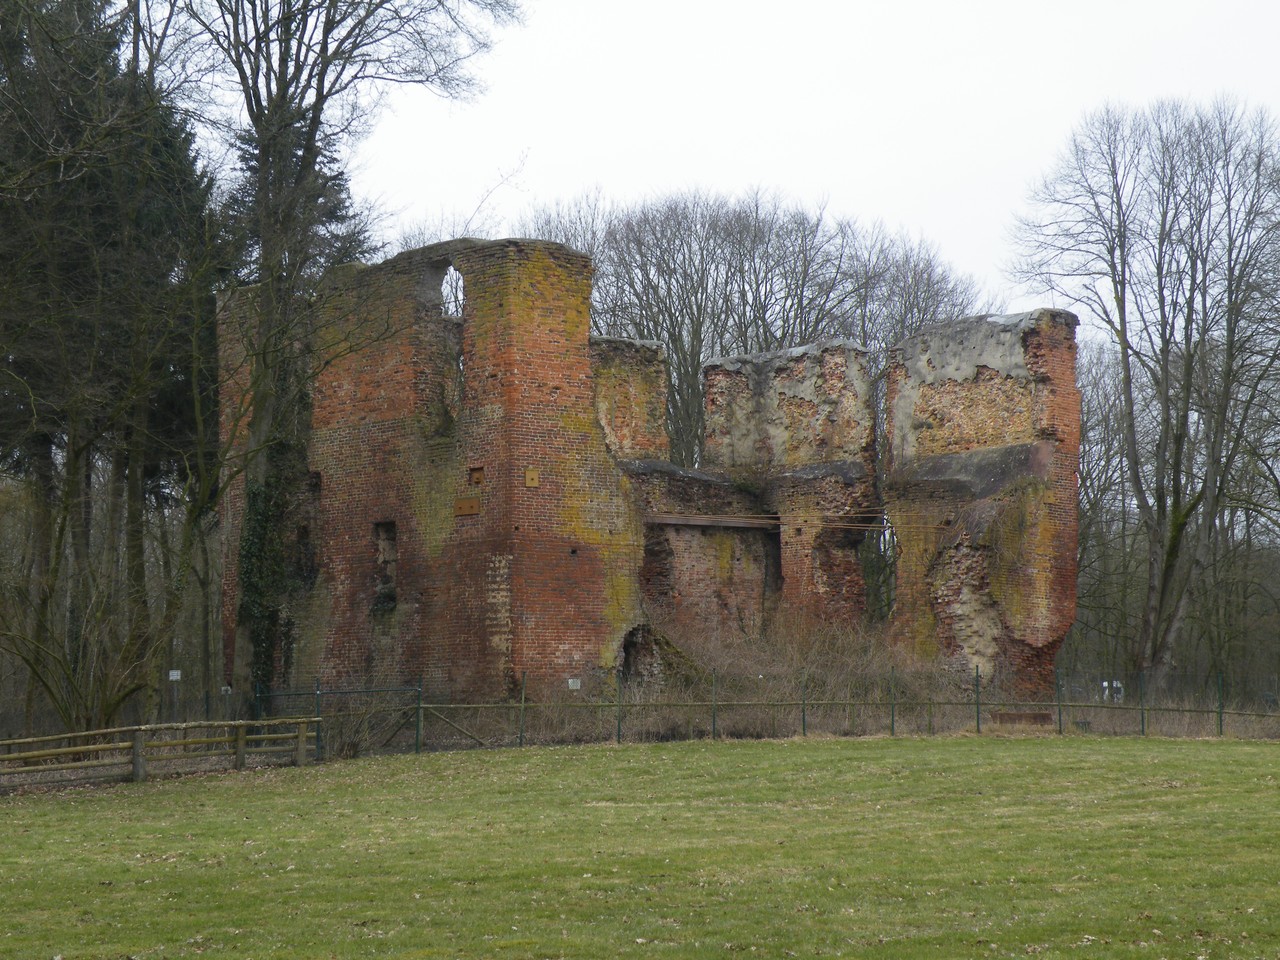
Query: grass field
3 736 1278 959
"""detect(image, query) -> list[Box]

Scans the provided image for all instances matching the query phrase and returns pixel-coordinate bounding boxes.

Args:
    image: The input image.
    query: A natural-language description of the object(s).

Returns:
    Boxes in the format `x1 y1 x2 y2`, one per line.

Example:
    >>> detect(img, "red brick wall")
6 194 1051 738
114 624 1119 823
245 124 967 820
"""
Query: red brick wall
219 247 1079 703
884 310 1080 696
625 461 776 638
220 241 650 699
445 240 646 694
699 343 878 628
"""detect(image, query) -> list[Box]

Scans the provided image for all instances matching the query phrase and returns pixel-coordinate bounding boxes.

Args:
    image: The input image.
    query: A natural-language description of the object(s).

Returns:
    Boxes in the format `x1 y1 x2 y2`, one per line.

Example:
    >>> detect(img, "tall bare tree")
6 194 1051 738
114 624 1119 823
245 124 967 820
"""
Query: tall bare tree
1018 99 1280 684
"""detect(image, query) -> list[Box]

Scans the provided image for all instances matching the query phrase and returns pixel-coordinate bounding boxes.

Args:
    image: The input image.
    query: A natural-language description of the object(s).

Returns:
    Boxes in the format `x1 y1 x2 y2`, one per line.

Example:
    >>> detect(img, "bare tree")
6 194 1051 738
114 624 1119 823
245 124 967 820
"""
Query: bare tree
1017 99 1280 683
186 0 518 692
1060 341 1146 677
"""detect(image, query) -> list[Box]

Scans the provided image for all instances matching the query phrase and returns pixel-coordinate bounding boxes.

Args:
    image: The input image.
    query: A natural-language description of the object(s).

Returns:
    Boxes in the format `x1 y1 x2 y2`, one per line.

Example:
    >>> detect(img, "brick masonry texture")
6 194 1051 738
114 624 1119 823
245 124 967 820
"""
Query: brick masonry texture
883 310 1081 697
218 243 1080 700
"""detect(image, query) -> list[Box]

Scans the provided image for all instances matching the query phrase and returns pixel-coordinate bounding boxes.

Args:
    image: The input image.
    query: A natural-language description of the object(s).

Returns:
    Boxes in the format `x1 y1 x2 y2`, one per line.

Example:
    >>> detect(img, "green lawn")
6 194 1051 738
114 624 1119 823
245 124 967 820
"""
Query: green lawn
3 736 1277 958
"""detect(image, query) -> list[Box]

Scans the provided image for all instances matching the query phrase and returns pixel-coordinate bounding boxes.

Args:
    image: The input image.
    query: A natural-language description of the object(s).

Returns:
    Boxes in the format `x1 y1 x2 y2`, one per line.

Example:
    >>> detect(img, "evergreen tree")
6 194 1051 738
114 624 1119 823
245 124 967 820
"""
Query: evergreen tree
0 0 220 730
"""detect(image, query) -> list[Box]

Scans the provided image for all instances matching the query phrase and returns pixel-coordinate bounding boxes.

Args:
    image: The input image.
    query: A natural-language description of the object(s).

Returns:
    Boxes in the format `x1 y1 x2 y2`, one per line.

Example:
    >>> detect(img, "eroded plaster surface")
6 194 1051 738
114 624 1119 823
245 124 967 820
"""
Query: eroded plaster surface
884 309 1080 695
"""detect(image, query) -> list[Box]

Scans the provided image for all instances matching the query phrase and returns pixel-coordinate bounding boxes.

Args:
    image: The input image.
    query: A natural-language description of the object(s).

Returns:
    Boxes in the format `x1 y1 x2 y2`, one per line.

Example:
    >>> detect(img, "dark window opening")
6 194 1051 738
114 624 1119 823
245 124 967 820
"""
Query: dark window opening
292 524 318 589
374 521 397 610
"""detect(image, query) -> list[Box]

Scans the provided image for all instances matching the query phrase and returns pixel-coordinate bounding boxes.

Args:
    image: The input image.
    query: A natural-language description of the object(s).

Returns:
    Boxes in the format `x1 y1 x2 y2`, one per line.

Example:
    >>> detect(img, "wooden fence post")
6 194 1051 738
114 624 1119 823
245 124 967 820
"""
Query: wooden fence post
234 725 247 770
295 721 309 767
131 730 146 783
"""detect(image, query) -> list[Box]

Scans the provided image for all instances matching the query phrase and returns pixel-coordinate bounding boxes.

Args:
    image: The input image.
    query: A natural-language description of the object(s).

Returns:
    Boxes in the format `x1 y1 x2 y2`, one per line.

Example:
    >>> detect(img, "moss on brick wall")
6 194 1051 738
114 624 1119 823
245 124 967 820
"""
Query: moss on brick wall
885 310 1080 696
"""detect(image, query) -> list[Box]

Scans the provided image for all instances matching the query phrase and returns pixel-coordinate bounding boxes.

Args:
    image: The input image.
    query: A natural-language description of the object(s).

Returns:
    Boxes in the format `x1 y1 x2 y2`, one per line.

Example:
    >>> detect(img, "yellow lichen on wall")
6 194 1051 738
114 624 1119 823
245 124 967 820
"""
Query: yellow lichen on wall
983 478 1053 643
911 375 1036 459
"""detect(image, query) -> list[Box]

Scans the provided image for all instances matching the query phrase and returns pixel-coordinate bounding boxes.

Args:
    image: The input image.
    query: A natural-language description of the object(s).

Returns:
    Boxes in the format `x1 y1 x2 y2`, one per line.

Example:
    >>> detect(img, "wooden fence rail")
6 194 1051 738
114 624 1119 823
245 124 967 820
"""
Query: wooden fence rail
0 718 322 788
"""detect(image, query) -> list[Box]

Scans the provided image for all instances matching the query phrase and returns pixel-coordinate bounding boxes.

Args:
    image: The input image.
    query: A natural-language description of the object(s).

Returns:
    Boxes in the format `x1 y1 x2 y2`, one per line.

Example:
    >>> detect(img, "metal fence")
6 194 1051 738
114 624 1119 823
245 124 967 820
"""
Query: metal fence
5 667 1277 790
253 668 1280 757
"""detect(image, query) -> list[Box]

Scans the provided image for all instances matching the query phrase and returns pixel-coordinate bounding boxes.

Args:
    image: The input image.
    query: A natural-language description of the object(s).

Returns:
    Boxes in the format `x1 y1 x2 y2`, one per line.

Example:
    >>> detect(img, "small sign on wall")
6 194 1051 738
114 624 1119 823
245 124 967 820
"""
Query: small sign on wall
455 496 481 516
168 670 182 682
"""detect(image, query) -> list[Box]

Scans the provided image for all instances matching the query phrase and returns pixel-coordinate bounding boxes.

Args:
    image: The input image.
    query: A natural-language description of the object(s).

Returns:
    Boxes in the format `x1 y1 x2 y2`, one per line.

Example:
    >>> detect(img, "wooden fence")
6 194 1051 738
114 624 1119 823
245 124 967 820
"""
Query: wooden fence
0 718 321 789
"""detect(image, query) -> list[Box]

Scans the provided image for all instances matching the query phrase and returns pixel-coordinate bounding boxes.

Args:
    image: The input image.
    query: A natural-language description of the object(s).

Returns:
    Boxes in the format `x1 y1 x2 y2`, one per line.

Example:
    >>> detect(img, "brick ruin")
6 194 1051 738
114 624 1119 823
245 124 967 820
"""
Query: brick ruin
218 238 1080 700
883 314 1080 694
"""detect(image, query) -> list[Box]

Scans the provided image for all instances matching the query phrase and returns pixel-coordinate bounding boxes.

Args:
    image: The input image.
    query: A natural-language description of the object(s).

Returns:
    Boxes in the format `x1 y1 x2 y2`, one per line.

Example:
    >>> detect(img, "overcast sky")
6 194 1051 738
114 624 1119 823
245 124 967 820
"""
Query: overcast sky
351 0 1280 312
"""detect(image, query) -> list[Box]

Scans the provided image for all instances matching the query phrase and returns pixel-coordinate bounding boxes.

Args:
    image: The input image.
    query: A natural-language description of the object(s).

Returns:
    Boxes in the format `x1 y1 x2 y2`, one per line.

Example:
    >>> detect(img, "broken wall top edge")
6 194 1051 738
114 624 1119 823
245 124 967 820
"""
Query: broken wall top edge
590 334 667 355
893 308 1078 384
703 338 867 373
383 236 594 271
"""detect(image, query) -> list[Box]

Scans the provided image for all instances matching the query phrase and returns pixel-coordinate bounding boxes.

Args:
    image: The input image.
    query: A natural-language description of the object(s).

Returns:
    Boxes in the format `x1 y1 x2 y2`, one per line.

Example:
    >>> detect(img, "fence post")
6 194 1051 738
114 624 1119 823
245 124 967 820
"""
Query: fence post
518 671 527 747
616 677 623 745
889 667 896 737
1217 672 1225 737
1055 669 1063 735
415 684 423 754
975 666 982 734
711 671 718 740
131 729 147 783
801 675 807 737
234 725 247 769
847 679 854 736
1139 671 1146 736
314 678 324 760
295 721 309 766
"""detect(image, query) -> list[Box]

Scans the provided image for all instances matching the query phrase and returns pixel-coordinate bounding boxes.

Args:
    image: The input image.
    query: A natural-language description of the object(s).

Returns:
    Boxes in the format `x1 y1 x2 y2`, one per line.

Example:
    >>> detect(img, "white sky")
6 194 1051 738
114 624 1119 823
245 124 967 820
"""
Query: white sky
352 0 1280 312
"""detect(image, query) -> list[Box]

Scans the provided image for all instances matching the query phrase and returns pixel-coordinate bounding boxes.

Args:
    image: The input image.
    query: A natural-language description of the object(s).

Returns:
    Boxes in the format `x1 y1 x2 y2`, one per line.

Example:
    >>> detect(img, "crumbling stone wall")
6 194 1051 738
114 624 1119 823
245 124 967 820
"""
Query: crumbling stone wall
219 240 1079 702
617 342 877 643
220 239 648 699
702 343 877 622
625 459 779 639
589 337 669 461
883 310 1080 696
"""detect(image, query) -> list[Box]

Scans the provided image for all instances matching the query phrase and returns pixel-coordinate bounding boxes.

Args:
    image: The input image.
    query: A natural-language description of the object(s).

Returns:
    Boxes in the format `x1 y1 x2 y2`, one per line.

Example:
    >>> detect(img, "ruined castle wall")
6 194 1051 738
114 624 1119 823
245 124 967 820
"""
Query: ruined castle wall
884 310 1080 695
703 341 873 472
443 240 647 693
772 468 876 621
220 240 650 700
699 343 877 626
589 337 670 460
624 461 776 638
219 239 1080 703
214 253 468 694
291 253 465 691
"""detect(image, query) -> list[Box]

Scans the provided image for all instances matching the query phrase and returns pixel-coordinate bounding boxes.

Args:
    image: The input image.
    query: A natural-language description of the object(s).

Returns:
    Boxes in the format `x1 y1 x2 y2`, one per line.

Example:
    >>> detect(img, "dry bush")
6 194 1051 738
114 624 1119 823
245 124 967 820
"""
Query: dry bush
629 610 970 740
